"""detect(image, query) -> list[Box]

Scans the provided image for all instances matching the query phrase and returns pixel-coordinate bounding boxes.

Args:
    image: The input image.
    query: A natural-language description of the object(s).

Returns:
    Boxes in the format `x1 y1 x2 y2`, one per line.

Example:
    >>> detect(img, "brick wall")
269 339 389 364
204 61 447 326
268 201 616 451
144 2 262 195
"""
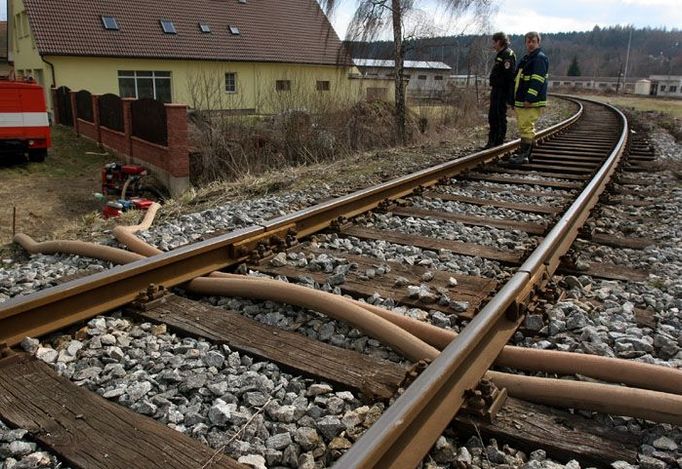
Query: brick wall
52 89 190 195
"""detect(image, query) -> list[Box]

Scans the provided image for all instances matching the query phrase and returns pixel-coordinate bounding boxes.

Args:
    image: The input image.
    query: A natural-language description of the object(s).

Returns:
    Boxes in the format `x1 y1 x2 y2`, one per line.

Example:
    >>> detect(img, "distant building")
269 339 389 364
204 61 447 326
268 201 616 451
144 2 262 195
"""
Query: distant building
648 75 682 98
634 79 652 96
354 59 451 96
449 74 489 88
548 75 639 93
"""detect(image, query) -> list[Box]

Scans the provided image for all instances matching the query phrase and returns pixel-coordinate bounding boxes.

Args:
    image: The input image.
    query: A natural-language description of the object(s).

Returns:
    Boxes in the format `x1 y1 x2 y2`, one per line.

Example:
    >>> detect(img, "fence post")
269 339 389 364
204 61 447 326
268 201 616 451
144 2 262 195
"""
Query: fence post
69 92 79 135
122 98 134 163
51 88 59 125
92 94 102 144
164 104 189 178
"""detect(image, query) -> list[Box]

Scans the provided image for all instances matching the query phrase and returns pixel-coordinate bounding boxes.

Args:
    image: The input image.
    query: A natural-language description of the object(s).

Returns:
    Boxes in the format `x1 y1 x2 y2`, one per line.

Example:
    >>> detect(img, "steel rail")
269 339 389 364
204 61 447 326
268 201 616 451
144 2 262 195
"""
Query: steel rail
334 98 628 468
0 100 582 347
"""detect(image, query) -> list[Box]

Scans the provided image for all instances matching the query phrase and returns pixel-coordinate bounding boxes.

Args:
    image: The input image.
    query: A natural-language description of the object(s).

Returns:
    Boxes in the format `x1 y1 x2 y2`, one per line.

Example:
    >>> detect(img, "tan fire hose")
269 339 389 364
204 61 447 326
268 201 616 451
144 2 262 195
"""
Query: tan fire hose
13 205 682 424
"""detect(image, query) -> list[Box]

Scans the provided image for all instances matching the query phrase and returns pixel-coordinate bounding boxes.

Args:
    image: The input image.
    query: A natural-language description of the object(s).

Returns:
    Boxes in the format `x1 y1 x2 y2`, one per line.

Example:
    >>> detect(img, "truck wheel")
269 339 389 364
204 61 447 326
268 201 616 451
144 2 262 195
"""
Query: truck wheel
28 149 47 162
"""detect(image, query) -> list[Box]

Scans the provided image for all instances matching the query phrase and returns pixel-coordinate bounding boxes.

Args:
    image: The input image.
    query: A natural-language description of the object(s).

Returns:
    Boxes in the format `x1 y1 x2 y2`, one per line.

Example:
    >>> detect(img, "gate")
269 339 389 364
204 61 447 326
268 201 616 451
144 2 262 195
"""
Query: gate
55 86 73 127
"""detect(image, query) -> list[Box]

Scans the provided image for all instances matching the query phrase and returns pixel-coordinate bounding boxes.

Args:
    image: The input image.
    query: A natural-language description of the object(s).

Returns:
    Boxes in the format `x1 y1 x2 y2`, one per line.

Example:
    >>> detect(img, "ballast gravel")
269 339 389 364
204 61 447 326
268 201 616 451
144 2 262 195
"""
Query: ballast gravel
24 315 384 468
0 420 70 469
1 109 680 469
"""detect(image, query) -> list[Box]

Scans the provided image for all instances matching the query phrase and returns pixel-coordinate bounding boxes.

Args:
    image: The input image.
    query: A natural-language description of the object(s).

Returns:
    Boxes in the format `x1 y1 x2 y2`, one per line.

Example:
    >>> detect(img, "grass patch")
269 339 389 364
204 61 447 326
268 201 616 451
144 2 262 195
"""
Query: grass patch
578 94 682 119
0 126 110 178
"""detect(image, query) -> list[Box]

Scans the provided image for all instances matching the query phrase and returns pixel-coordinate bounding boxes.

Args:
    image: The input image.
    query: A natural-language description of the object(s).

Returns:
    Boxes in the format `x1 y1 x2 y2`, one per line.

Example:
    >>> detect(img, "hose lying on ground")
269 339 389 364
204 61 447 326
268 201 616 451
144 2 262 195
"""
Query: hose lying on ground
110 217 682 397
14 212 682 423
19 228 682 398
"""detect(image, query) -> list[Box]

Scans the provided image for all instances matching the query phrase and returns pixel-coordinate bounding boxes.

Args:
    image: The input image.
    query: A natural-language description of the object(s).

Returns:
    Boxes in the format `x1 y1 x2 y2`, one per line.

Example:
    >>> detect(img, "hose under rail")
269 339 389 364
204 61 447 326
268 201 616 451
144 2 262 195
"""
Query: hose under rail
334 98 643 469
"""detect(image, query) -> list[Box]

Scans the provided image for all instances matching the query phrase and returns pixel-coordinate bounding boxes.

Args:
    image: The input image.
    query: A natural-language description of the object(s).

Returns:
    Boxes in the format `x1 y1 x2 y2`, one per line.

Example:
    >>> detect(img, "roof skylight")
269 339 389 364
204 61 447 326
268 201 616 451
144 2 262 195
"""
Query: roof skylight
199 23 211 33
101 16 119 31
229 25 240 35
160 20 177 34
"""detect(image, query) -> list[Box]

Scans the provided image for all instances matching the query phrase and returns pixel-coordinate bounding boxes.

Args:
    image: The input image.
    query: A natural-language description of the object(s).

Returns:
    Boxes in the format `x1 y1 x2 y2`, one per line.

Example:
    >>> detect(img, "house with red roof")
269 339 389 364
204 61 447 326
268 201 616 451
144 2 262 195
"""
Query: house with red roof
8 0 382 113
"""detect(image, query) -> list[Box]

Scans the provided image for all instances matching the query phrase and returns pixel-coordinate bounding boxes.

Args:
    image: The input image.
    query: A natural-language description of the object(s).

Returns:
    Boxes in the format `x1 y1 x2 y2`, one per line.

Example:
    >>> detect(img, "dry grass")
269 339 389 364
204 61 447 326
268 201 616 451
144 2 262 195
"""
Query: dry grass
577 94 682 118
154 96 578 221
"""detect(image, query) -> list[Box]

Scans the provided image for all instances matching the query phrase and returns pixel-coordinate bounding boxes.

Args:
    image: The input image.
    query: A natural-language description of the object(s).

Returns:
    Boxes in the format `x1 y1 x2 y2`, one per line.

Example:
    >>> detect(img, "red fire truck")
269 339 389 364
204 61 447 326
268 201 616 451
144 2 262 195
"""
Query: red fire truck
0 79 51 162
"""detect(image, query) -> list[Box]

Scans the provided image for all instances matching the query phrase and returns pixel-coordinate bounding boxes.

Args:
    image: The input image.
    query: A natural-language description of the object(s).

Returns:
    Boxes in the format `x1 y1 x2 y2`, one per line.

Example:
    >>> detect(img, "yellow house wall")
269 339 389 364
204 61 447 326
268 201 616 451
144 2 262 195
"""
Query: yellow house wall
43 57 377 114
10 0 395 114
9 0 51 106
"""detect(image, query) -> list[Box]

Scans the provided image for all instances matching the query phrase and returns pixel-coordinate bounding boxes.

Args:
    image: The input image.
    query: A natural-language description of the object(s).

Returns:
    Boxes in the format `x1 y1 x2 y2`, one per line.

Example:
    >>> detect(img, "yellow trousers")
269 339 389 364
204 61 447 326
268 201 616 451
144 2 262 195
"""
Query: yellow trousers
515 107 543 143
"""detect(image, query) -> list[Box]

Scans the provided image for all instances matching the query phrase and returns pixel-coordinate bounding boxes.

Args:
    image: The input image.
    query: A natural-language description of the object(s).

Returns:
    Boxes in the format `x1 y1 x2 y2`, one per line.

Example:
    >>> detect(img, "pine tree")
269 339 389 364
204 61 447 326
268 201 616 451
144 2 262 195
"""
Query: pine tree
567 56 582 76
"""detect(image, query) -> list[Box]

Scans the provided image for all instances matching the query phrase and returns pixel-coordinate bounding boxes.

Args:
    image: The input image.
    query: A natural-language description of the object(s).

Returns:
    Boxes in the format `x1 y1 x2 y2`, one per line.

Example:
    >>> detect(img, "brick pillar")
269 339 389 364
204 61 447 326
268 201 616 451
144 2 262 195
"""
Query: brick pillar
69 92 79 135
122 98 134 163
164 104 189 178
92 94 102 144
51 88 60 125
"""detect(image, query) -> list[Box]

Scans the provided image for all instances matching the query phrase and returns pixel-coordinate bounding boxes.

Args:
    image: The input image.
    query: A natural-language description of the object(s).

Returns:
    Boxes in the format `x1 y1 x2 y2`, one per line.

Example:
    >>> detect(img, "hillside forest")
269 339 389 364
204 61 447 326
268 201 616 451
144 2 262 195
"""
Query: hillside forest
346 26 682 79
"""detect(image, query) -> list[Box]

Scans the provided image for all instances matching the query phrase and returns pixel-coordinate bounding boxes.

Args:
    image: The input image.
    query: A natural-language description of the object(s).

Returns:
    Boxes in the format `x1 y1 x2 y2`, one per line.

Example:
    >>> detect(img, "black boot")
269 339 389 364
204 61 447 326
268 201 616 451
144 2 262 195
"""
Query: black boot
509 142 531 165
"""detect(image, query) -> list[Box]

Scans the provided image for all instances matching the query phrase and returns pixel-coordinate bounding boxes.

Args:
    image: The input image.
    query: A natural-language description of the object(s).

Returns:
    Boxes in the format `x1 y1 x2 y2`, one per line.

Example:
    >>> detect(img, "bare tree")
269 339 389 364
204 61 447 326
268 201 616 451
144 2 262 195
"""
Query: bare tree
320 0 495 144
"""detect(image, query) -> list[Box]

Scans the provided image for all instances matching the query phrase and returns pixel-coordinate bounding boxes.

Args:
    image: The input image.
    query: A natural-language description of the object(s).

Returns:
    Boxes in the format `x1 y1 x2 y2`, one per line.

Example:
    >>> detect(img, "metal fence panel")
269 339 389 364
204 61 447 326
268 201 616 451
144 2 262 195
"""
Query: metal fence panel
131 98 168 146
75 90 94 123
99 94 124 132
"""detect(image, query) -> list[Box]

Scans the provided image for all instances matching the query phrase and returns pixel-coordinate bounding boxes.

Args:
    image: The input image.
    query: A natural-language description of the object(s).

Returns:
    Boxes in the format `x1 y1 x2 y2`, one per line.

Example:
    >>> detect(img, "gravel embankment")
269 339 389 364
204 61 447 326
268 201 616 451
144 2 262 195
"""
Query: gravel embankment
2 105 679 469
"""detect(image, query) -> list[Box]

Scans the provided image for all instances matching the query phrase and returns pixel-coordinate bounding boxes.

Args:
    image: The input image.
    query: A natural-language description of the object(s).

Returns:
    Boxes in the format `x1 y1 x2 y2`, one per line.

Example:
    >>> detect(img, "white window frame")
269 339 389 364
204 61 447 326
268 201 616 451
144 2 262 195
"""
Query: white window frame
225 72 237 93
118 71 172 102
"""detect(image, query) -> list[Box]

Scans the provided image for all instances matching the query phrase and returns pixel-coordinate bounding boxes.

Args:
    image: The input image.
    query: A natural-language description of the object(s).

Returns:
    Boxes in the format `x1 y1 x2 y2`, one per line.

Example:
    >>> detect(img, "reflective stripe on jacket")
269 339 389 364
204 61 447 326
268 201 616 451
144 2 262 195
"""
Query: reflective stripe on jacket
514 48 549 108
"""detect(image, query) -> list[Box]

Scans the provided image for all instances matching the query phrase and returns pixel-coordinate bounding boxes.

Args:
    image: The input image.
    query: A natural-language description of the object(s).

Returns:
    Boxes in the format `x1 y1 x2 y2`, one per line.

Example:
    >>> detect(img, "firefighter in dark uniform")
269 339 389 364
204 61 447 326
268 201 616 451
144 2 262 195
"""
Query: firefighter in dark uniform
485 32 516 149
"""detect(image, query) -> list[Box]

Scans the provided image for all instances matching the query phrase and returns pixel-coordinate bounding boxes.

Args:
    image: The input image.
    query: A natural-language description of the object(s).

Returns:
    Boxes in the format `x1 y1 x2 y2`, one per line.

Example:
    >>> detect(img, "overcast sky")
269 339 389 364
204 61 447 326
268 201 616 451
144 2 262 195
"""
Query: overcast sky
327 0 681 38
1 0 679 36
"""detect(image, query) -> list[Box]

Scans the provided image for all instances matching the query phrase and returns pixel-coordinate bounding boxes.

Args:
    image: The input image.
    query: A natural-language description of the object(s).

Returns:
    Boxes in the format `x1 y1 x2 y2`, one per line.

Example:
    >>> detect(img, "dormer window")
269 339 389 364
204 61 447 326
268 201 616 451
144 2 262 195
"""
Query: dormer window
229 25 240 35
101 16 119 31
160 20 177 34
199 23 211 33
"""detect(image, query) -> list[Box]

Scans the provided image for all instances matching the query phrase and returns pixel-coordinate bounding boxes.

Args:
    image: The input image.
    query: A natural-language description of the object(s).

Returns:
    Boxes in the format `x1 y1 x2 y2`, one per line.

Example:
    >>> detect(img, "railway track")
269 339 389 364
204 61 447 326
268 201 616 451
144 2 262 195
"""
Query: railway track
1 96 680 468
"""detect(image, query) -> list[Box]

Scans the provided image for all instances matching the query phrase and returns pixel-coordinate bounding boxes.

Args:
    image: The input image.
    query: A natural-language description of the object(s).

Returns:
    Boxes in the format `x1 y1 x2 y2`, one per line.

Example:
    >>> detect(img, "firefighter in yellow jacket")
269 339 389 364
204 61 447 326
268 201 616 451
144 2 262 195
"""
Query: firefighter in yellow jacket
510 31 549 165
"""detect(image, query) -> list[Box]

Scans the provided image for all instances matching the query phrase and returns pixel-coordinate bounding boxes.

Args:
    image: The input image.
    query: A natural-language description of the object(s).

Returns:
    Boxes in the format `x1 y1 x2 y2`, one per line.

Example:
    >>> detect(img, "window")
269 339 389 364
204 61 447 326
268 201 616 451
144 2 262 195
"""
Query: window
670 86 677 93
118 71 172 103
160 20 177 34
316 80 330 91
101 16 119 30
276 80 291 91
403 74 411 80
229 25 240 35
225 73 237 93
417 75 427 80
660 85 667 92
434 75 443 81
199 23 211 33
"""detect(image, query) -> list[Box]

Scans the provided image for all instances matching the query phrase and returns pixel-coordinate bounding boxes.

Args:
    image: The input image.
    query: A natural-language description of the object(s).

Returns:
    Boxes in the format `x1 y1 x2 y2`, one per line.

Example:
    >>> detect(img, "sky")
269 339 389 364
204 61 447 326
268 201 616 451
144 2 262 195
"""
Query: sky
0 0 679 37
325 0 682 39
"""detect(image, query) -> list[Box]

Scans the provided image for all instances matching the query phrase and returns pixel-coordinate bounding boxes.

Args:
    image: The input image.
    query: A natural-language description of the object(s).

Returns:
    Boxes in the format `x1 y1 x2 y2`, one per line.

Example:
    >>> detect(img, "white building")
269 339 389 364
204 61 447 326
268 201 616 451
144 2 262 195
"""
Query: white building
353 59 451 96
449 74 489 88
548 76 638 93
648 75 682 98
634 79 652 95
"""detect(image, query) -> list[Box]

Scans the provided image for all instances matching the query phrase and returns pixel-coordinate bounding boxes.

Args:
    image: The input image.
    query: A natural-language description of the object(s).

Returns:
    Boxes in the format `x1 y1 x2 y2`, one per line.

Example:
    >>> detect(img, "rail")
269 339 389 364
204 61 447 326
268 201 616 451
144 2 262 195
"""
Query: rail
334 98 629 468
0 99 583 346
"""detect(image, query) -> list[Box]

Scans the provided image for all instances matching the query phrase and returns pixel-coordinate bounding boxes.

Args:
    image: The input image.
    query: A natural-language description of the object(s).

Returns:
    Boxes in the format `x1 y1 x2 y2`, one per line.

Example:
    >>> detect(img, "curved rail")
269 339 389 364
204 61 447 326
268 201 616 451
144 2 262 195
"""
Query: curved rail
0 99 583 347
334 98 629 468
